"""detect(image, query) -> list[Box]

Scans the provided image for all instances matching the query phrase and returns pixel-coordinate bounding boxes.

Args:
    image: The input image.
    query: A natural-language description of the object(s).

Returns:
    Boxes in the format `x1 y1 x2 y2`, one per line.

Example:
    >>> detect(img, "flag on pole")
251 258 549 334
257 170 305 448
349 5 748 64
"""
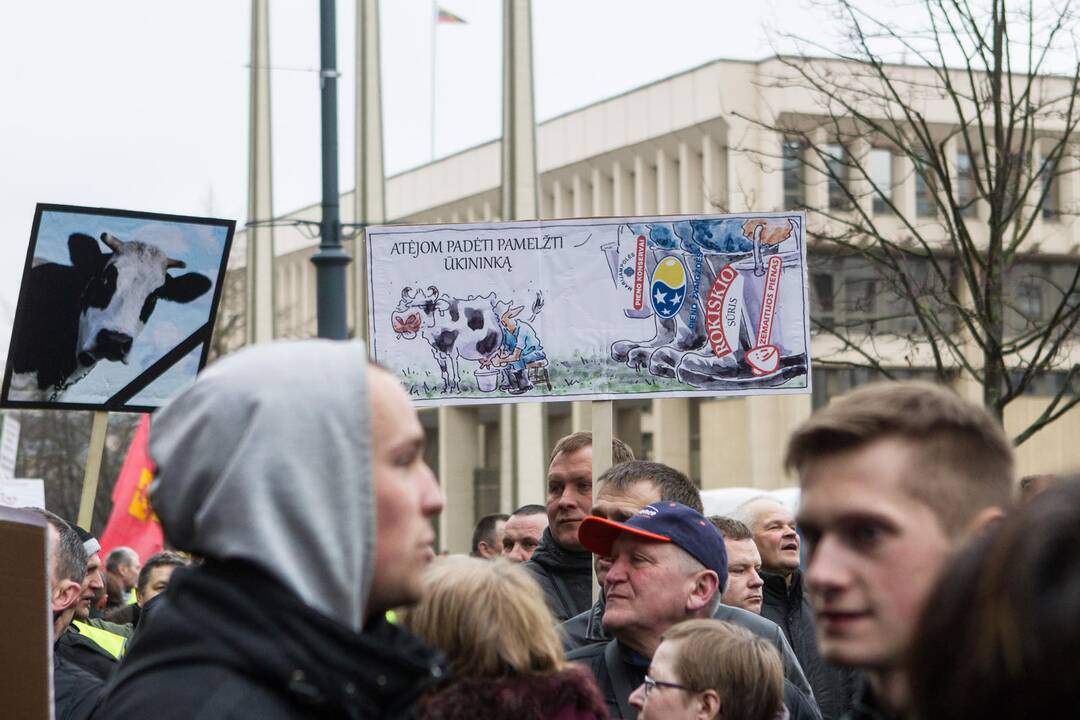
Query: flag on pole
99 415 163 562
437 7 467 24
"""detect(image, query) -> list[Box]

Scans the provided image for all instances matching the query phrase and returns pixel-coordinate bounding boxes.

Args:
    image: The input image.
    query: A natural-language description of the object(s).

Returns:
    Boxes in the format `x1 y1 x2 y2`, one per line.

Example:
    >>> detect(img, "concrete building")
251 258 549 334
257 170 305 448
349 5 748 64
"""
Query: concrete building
223 56 1080 552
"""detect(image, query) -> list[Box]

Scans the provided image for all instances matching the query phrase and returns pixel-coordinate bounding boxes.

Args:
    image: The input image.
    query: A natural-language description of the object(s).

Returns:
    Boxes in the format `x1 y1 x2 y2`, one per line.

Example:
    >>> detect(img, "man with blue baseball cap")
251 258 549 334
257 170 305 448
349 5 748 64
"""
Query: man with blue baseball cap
567 502 728 719
569 502 822 720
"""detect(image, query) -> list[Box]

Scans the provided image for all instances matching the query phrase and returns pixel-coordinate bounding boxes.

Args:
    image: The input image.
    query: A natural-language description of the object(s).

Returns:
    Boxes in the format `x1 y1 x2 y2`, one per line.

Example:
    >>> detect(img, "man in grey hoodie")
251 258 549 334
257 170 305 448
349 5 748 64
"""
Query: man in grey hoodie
98 340 447 719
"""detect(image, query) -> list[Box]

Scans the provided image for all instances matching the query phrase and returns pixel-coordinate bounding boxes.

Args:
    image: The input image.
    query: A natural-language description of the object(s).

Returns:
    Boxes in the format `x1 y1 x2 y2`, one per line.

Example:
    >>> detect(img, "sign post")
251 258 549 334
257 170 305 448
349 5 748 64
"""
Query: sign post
76 411 109 530
0 414 19 480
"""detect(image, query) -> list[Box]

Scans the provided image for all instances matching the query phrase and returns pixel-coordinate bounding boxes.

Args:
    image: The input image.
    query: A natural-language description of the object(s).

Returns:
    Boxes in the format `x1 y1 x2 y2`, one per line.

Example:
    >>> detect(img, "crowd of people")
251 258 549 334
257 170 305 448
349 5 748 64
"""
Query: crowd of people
23 338 1080 720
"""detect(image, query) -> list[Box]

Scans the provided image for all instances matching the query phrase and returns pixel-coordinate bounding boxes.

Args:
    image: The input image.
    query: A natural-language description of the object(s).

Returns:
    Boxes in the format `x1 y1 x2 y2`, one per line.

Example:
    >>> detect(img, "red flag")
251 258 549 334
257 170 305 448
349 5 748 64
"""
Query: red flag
99 415 163 562
437 7 466 24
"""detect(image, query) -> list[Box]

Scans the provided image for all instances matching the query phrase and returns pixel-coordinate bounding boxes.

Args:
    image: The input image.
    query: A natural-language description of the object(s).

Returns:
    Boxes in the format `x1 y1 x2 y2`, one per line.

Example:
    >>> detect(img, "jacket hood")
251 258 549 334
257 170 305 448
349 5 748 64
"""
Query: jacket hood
531 527 593 571
149 339 373 632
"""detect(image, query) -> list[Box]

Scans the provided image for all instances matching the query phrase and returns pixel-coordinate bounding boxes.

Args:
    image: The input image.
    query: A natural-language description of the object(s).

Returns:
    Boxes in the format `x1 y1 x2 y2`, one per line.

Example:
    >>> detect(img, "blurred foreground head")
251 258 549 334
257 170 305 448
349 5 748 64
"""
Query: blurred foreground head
788 381 1013 711
909 476 1080 720
404 555 564 679
149 339 443 630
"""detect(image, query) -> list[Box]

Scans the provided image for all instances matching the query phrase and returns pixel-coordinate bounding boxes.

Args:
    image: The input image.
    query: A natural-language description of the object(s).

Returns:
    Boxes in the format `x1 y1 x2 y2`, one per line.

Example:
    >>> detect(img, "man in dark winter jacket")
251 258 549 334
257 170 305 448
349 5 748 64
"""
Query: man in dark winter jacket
97 341 448 719
568 502 820 720
523 431 633 622
739 496 856 720
30 509 103 720
559 463 818 711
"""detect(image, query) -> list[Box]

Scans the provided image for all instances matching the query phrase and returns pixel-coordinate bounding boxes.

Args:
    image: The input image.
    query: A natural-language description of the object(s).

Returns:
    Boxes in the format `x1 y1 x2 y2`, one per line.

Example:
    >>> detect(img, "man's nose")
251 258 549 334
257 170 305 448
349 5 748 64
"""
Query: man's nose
748 570 764 588
806 535 851 596
421 462 445 517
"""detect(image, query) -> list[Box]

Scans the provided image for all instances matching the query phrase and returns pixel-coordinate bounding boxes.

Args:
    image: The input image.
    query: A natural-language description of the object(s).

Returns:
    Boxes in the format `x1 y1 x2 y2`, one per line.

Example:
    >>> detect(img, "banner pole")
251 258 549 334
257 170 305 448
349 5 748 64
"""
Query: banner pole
591 399 613 602
77 411 109 530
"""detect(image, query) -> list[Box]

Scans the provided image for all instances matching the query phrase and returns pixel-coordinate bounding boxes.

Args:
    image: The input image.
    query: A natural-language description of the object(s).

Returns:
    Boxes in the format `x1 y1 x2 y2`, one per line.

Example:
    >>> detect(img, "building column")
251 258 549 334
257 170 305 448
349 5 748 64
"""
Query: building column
246 0 275 344
438 406 479 553
571 401 592 431
500 0 547 512
613 160 633 215
678 141 702 214
702 132 725 211
572 173 591 218
634 154 657 215
656 147 678 214
652 398 691 475
592 167 613 216
552 178 571 217
353 0 384 343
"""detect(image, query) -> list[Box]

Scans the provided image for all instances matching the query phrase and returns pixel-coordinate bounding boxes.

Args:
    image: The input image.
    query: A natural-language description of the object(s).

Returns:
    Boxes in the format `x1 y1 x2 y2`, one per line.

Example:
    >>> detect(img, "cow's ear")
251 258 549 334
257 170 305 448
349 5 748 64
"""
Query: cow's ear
68 233 105 270
159 272 212 304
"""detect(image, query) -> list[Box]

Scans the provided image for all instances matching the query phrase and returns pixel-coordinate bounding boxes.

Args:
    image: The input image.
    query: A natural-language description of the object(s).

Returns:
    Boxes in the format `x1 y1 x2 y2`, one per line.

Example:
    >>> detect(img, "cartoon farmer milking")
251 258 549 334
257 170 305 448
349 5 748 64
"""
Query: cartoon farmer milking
480 300 546 394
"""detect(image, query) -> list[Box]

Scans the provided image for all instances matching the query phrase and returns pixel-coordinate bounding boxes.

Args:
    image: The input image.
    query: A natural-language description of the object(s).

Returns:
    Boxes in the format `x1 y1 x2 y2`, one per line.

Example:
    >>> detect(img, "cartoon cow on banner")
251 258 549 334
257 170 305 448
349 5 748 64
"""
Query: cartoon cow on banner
10 232 212 401
391 286 503 392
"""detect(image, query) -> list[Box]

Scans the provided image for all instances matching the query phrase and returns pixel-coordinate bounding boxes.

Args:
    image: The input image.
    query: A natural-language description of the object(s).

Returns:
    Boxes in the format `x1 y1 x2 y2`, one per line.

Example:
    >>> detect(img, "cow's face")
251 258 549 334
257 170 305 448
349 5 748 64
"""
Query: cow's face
73 233 212 367
392 286 447 338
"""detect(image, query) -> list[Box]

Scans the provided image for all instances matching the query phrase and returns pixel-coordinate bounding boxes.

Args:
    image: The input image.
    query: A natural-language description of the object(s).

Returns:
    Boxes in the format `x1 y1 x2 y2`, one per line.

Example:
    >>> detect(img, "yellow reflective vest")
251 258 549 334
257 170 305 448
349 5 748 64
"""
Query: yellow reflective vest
71 619 128 659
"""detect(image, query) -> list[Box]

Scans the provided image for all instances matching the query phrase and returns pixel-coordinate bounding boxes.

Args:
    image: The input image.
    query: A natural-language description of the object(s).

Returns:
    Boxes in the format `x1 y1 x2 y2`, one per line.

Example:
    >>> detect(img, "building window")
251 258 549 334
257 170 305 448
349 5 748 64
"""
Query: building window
808 254 955 337
826 143 849 210
915 155 938 217
956 152 977 218
783 139 804 209
869 148 894 214
812 366 943 408
1040 155 1061 221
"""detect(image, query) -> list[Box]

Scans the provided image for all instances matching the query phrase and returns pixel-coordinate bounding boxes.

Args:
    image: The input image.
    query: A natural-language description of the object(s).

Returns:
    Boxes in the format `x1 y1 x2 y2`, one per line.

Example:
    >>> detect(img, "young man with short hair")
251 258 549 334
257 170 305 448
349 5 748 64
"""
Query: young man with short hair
790 381 1014 719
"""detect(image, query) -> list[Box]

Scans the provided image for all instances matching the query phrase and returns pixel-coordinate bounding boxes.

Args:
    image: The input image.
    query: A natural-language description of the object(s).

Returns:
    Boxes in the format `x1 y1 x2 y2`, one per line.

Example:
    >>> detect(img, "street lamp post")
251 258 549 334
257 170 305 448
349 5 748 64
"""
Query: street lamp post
311 0 351 339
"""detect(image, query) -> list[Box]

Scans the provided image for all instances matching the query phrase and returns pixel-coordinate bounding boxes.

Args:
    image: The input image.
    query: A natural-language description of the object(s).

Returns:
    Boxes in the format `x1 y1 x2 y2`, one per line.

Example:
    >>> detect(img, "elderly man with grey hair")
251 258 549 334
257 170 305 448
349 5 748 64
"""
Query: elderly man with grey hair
737 496 855 720
568 502 820 720
105 546 140 608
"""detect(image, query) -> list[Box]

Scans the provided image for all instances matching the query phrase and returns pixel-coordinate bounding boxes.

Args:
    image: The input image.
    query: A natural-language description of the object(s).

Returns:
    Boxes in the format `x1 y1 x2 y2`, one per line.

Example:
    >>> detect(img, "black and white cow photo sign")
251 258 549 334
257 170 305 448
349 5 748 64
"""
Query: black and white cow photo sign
1 204 234 411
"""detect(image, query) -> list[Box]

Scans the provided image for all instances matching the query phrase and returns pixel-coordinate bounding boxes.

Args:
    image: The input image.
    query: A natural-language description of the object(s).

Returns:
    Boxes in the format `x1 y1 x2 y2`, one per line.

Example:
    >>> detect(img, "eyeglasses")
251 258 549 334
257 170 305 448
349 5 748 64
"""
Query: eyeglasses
641 674 694 697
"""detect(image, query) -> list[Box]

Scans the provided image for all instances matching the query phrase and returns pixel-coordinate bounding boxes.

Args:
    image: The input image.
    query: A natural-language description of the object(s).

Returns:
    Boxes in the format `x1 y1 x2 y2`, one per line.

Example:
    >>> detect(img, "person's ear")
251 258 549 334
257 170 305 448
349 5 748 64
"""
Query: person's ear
695 689 721 719
965 506 1007 539
52 579 82 614
686 570 720 613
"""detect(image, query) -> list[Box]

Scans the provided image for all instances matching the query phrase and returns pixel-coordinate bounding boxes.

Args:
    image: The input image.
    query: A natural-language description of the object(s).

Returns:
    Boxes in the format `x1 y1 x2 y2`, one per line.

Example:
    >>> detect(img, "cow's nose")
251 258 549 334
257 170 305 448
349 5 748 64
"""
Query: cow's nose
96 329 133 361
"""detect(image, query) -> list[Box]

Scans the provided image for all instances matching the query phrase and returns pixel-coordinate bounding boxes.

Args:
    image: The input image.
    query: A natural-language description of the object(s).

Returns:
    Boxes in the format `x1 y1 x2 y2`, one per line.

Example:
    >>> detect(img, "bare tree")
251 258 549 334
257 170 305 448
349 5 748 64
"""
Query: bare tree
11 410 140 532
745 0 1080 443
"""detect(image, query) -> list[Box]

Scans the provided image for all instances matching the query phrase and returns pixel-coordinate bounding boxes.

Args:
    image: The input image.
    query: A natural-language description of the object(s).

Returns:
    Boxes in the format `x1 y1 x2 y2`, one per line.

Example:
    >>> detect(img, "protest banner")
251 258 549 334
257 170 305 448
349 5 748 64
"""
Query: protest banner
0 478 45 509
367 212 811 407
0 507 50 720
0 414 18 479
1 204 234 412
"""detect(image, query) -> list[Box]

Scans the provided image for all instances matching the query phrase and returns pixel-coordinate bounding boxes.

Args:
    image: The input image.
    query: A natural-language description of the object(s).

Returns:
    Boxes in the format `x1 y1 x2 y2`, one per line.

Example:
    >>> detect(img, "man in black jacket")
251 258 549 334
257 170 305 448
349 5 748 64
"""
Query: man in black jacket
97 341 447 719
739 495 855 720
559 463 818 711
523 431 633 622
30 509 103 720
568 502 820 720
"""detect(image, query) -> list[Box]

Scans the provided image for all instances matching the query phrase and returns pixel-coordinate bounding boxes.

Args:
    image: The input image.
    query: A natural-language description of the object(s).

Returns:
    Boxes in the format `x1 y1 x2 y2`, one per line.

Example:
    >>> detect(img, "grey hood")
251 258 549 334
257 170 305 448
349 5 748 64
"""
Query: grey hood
148 339 373 632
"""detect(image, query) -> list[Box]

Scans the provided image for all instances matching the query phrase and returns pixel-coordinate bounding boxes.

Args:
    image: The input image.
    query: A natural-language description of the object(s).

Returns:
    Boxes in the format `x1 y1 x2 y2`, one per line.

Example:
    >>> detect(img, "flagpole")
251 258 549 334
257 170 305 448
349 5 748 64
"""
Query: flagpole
430 0 437 161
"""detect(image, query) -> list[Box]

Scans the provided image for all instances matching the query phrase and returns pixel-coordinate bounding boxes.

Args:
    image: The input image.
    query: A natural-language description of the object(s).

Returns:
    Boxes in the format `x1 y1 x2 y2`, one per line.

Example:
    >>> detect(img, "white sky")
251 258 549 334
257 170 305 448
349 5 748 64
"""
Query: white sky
0 0 869 348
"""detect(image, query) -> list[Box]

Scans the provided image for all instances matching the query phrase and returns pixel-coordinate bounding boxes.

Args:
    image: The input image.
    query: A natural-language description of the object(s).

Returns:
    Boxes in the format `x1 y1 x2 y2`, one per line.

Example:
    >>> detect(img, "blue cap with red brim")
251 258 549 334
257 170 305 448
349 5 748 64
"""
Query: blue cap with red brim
578 501 727 587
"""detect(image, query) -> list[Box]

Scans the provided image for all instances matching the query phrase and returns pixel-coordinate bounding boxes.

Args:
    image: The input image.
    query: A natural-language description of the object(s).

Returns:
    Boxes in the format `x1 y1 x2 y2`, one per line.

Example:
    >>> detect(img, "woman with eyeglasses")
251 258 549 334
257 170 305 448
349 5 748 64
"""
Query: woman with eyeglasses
629 619 785 720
